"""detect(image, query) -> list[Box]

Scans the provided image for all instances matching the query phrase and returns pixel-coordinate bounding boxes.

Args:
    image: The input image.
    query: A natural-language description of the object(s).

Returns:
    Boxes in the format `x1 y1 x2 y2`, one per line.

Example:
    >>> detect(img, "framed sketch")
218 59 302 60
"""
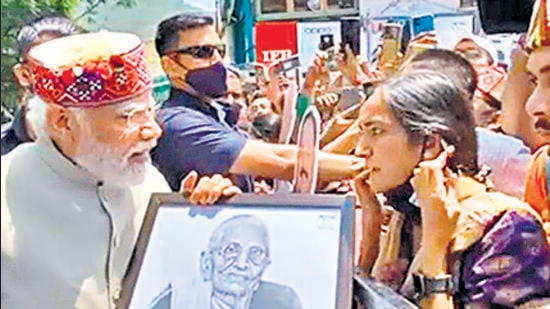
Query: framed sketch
119 193 355 309
293 106 321 194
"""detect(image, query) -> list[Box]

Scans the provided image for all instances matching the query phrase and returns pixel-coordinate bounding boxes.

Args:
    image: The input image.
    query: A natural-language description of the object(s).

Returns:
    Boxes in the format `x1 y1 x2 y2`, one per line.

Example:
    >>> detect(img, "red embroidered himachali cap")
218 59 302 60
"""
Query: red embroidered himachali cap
27 31 152 107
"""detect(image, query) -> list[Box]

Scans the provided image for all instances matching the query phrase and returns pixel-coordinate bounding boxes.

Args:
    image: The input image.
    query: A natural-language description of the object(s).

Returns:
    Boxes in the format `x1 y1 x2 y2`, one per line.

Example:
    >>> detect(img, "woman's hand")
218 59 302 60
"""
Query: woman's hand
315 92 340 110
180 171 242 205
254 180 274 195
411 146 460 249
353 167 381 209
353 167 383 272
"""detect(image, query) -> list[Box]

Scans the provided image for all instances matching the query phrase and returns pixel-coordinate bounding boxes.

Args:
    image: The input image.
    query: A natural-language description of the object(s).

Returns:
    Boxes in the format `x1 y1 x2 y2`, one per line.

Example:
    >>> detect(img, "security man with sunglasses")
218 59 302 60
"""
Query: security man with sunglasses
153 13 366 192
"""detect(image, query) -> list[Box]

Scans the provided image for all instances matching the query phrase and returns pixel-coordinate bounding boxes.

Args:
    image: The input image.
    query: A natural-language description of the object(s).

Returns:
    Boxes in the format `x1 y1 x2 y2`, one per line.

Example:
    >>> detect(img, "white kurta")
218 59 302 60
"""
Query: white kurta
1 139 171 309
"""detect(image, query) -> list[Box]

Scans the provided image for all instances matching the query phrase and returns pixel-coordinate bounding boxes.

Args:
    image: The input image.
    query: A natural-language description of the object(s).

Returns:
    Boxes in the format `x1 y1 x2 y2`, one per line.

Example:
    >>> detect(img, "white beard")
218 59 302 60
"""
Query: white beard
74 138 155 188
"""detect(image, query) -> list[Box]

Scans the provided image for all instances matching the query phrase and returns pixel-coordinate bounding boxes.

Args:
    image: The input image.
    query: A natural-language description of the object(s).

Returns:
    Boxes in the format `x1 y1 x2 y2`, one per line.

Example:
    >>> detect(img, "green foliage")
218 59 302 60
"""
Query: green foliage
1 0 136 124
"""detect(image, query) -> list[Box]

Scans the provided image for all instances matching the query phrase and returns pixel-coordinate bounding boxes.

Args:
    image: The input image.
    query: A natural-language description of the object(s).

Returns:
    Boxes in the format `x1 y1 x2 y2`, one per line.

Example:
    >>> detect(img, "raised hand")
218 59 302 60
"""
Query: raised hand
315 92 340 110
353 166 384 272
180 171 242 205
302 52 331 96
411 145 460 248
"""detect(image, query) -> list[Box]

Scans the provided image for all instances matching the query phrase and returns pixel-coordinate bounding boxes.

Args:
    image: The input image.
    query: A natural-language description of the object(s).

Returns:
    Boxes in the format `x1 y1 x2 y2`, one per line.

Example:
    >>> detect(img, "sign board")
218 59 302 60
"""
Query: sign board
435 14 476 50
297 21 342 73
255 21 298 64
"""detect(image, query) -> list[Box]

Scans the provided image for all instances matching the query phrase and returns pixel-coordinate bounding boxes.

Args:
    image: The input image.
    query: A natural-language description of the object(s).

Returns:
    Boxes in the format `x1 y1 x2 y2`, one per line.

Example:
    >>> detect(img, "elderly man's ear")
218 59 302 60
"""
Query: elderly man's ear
12 63 32 89
46 105 80 143
200 251 214 282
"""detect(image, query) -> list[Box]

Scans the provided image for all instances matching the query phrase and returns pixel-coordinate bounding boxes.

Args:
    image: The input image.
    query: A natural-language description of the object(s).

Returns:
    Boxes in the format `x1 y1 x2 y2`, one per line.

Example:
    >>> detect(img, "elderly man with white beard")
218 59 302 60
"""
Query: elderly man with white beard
0 31 240 309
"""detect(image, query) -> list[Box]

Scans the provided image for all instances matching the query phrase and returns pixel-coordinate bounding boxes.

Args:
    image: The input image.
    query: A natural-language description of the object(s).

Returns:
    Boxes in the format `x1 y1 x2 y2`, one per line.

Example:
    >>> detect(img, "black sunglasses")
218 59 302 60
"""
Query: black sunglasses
172 44 226 59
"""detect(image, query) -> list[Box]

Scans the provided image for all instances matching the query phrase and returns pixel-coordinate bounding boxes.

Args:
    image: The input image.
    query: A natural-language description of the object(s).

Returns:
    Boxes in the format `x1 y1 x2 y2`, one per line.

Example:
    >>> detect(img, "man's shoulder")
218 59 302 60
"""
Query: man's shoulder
1 142 37 166
475 127 531 154
1 122 20 156
158 96 209 122
1 121 13 136
158 104 222 133
252 280 301 308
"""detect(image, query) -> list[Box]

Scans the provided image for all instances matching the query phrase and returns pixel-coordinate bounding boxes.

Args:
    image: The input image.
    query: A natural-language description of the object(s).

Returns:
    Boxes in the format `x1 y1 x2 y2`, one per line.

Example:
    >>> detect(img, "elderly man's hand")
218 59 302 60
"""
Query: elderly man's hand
180 171 242 205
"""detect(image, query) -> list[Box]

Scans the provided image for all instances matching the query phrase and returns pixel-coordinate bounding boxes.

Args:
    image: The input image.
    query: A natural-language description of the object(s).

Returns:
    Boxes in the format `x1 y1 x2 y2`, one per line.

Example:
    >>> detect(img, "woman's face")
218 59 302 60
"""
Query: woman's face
355 89 424 193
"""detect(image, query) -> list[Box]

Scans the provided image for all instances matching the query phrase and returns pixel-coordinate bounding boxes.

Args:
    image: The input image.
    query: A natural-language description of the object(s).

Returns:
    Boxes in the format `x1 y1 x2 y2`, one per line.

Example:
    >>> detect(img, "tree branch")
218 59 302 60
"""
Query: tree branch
73 0 105 22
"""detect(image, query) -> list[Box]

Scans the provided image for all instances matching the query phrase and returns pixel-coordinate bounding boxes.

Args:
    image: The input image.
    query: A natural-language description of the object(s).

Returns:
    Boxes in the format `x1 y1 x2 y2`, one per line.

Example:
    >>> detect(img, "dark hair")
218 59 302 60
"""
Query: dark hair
405 49 477 101
381 71 479 176
226 65 243 79
250 90 266 104
155 13 214 56
17 15 78 60
250 113 281 143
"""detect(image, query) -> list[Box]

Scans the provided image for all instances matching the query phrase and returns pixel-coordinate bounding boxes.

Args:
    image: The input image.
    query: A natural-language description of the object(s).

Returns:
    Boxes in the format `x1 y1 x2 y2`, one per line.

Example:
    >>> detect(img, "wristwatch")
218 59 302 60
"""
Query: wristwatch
412 272 454 301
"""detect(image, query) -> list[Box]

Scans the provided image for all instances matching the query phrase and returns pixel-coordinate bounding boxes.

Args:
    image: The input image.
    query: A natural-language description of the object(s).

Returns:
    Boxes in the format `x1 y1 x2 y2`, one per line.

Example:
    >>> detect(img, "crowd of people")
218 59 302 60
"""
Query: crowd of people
1 0 549 308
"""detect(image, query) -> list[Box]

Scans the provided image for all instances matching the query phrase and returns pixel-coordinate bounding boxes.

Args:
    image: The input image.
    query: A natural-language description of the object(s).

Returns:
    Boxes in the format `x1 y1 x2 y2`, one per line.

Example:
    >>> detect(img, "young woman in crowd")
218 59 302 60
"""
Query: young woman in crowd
355 71 550 308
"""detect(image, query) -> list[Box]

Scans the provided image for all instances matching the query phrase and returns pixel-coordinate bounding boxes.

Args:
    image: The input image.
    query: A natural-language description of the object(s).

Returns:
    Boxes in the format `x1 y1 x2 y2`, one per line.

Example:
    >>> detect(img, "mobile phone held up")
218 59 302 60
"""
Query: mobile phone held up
271 55 301 76
319 34 335 51
340 18 361 58
379 22 403 67
319 34 339 72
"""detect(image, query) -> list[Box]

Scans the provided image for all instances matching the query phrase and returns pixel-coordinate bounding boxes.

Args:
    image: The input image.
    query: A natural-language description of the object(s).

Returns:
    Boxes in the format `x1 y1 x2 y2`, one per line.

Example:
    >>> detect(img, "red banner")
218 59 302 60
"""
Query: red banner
255 21 298 64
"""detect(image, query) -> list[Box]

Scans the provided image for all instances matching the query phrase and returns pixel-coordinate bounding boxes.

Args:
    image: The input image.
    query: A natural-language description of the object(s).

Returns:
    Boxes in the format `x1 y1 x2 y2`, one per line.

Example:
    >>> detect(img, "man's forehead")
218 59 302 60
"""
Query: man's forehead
220 225 266 244
252 98 270 105
526 46 550 76
176 25 220 46
109 91 155 111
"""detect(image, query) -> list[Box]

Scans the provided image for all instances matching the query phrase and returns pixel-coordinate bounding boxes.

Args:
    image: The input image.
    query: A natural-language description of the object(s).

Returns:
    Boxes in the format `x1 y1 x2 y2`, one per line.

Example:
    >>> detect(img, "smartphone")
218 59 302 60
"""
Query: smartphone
340 18 361 57
319 34 335 51
379 23 403 66
279 55 300 73
336 87 362 112
338 102 361 120
254 63 267 84
270 55 300 76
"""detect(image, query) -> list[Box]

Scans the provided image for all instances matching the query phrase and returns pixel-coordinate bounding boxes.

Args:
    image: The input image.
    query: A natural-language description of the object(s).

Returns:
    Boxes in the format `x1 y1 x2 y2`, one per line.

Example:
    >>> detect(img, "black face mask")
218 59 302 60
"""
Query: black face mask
224 102 243 127
185 62 228 99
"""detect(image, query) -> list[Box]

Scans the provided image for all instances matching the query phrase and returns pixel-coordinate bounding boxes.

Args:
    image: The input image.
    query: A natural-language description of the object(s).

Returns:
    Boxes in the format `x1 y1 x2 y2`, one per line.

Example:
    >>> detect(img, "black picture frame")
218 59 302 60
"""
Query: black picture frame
119 193 355 309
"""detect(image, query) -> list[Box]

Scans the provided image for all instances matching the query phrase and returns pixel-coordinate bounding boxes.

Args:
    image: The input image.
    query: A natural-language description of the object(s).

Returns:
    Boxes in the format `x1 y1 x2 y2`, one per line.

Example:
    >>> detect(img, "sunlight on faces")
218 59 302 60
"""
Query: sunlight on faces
210 224 270 296
71 91 161 187
355 89 424 193
525 46 550 144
